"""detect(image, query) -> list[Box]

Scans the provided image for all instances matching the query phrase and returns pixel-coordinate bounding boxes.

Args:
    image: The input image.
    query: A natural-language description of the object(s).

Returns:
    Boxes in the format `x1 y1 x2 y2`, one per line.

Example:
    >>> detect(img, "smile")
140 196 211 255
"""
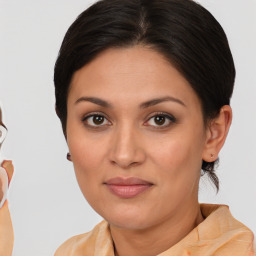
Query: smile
104 177 153 199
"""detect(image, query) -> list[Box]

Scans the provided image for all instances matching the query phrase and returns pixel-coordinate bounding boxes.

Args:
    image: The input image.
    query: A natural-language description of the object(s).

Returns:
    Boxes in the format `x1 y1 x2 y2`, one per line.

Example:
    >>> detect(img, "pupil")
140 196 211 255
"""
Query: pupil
93 115 104 125
155 116 165 125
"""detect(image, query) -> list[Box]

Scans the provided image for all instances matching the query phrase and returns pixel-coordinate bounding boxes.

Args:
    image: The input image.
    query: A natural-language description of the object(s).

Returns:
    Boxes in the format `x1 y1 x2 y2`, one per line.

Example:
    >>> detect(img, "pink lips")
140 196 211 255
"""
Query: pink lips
104 177 153 199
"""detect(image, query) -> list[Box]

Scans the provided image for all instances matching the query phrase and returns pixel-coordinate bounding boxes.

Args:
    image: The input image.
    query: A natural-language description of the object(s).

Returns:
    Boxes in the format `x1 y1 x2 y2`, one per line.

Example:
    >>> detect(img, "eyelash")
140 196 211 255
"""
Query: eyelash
82 112 176 129
82 112 111 129
145 112 177 129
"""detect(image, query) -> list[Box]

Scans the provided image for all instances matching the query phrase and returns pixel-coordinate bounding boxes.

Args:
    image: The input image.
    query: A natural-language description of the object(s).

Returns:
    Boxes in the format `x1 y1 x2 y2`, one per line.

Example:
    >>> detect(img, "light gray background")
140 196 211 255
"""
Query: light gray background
0 0 255 255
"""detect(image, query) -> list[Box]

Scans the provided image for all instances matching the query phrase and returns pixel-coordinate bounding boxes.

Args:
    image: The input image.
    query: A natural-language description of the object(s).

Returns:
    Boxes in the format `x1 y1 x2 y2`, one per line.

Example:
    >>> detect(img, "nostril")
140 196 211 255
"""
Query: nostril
110 159 140 169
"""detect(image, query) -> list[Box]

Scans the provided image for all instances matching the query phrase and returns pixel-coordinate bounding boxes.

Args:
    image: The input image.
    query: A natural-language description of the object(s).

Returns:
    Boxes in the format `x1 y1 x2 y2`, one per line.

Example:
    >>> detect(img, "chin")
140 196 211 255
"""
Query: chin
108 217 151 230
99 205 155 230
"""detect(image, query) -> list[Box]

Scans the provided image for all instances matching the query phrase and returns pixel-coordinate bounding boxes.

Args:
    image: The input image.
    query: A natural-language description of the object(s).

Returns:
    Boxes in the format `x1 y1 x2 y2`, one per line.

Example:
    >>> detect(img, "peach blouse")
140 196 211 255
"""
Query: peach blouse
55 204 255 256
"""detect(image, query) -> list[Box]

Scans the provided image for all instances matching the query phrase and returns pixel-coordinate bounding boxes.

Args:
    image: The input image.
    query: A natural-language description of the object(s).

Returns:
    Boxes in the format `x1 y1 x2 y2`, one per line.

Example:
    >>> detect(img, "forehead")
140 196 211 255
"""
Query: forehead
68 46 200 107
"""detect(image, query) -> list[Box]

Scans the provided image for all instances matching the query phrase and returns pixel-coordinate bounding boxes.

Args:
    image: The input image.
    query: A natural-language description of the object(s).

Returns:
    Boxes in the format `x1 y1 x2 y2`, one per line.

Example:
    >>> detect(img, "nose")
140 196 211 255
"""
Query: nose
108 124 146 169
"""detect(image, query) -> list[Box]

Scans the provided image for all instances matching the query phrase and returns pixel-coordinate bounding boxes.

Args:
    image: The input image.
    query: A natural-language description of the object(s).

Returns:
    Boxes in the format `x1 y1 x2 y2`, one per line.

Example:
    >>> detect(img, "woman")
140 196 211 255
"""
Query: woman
0 108 14 256
54 0 254 255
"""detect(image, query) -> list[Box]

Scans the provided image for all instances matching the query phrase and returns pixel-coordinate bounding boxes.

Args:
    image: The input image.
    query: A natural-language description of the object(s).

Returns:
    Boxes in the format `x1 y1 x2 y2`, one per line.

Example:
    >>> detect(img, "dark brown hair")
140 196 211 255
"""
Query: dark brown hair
54 0 235 191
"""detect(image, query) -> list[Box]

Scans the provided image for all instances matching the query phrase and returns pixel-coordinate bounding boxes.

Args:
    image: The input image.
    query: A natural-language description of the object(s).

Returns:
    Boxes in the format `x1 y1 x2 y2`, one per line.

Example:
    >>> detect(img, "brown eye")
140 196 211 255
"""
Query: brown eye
154 116 165 126
93 115 104 125
83 114 111 127
146 113 176 128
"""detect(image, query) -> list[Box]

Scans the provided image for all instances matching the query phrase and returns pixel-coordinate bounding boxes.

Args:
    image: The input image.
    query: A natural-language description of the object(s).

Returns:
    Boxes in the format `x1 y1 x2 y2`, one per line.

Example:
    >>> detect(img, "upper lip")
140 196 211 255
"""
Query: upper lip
104 177 153 185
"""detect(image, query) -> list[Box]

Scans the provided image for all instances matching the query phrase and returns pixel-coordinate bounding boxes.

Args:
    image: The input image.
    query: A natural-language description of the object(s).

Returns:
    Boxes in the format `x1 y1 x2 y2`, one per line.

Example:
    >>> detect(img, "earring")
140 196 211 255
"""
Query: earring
67 153 72 161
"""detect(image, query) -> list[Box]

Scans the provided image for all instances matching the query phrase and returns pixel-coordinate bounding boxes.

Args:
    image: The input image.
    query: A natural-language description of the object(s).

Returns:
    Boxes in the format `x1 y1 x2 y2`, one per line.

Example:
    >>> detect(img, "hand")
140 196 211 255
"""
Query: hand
2 160 14 185
0 160 14 256
0 160 13 204
0 178 3 202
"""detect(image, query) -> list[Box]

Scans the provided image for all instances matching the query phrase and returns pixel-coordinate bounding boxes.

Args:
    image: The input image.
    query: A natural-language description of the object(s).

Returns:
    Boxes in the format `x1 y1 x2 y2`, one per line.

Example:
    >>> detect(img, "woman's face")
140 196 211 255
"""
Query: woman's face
66 46 209 230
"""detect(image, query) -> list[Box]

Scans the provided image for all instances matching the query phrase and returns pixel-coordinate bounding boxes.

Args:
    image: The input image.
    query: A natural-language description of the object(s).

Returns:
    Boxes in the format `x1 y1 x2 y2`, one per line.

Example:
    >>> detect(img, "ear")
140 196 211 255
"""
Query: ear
202 105 232 162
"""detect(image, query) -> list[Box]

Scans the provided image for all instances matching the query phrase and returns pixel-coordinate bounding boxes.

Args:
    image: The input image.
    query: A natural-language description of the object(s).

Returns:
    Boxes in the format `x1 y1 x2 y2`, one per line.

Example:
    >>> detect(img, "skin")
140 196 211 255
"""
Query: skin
0 111 5 201
66 46 232 256
0 111 13 201
0 161 14 256
0 178 2 201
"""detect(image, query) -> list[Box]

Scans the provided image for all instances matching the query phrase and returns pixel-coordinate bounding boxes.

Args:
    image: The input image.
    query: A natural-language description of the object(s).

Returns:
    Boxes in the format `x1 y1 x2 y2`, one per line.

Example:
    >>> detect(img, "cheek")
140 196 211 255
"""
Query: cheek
151 134 202 170
148 137 203 214
148 128 205 191
68 138 104 207
66 127 109 194
69 136 106 179
70 139 102 169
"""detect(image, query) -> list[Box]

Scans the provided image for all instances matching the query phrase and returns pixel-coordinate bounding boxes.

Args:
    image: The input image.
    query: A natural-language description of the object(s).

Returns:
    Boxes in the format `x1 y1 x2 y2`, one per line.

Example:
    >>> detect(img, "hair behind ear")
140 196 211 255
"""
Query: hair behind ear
201 105 232 191
201 158 219 192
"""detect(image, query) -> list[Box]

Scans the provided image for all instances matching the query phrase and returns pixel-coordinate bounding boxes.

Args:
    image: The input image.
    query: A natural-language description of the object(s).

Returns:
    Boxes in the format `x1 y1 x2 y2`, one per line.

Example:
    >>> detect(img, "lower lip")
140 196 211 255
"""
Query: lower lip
106 184 152 199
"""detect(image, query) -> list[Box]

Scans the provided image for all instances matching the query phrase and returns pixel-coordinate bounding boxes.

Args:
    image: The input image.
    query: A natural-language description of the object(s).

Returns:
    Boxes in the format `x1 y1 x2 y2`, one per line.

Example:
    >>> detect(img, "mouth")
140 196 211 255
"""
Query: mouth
104 177 153 199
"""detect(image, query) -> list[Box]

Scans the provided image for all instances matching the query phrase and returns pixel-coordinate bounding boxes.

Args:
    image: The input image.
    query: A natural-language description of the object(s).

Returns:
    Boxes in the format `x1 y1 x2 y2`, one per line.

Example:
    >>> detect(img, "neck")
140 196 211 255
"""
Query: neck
110 203 204 256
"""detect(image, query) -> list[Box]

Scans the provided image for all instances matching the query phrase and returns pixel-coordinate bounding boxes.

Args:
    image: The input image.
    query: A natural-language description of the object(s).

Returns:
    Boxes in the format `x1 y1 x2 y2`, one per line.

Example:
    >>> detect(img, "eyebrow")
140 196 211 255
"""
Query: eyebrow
139 96 186 108
75 97 112 108
75 96 186 108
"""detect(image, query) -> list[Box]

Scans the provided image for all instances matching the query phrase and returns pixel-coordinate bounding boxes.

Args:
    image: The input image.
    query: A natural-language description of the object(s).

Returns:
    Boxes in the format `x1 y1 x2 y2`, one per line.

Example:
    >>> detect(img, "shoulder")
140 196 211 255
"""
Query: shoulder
54 220 114 256
198 204 255 255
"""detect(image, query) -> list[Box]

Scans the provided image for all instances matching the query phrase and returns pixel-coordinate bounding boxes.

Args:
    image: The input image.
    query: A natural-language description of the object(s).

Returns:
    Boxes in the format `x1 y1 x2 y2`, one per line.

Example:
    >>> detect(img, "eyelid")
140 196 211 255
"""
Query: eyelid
82 111 110 121
146 111 176 121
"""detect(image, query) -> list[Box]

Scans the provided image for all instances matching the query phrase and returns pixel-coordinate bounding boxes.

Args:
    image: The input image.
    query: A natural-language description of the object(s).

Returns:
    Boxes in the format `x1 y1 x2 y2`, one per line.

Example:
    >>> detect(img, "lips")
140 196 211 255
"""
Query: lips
104 177 153 199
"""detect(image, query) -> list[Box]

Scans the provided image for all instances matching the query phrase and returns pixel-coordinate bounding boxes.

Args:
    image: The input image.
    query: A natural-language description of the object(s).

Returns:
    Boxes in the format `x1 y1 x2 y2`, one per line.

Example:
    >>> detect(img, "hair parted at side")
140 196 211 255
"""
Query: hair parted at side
54 0 235 191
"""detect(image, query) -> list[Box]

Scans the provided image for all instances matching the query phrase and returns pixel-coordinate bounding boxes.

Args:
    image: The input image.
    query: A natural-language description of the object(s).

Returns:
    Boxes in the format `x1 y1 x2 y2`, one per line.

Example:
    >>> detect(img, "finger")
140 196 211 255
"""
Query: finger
0 200 14 256
1 161 14 185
